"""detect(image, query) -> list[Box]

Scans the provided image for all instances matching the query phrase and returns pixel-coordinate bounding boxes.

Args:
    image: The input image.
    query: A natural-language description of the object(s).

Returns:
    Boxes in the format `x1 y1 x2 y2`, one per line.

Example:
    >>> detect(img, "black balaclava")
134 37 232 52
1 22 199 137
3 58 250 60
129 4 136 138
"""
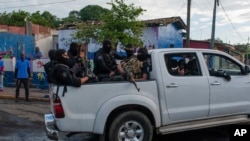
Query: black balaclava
102 39 112 53
68 42 78 57
125 43 134 58
48 49 56 61
55 49 74 68
137 48 148 61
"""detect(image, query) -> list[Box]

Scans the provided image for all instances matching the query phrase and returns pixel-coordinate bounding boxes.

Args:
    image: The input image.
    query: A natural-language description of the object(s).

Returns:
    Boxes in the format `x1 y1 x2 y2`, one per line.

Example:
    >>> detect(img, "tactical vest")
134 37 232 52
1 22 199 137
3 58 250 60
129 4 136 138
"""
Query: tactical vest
123 56 143 79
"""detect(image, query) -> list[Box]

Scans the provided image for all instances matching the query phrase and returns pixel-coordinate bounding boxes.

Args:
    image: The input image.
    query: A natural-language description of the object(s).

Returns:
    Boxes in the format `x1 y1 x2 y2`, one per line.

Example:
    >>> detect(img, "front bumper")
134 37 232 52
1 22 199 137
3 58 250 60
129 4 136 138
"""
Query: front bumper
44 114 59 140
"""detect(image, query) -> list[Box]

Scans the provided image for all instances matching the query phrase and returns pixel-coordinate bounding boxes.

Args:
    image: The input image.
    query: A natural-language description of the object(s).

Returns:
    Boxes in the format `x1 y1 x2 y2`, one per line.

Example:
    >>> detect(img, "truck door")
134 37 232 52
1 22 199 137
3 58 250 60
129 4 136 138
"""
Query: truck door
202 53 250 116
160 52 210 121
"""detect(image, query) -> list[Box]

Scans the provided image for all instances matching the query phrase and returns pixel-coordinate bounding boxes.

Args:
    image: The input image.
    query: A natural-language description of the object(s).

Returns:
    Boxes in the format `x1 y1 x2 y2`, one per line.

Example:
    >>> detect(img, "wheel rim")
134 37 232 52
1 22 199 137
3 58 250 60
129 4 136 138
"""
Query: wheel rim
118 120 144 141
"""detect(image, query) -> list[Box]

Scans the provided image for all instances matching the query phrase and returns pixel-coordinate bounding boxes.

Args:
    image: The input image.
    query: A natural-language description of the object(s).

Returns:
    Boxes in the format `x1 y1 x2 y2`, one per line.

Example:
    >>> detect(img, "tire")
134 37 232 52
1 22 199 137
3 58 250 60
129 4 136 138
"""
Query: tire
108 111 153 141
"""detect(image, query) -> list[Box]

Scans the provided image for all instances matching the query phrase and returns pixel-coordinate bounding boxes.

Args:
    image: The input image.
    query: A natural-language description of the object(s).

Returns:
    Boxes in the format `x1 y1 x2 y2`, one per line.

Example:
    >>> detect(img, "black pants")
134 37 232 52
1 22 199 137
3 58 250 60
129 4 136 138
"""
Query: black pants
15 78 29 100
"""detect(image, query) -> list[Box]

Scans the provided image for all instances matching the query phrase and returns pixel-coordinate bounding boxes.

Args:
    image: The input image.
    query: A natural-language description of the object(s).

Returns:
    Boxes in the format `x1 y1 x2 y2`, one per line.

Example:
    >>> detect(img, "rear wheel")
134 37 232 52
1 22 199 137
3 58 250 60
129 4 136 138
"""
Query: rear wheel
108 111 153 141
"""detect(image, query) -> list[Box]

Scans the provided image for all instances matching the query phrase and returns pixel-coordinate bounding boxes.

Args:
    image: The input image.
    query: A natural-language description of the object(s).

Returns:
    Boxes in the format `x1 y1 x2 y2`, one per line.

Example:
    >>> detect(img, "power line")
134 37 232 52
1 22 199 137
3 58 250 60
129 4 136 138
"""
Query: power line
174 0 186 16
0 0 76 9
0 0 30 3
219 1 245 41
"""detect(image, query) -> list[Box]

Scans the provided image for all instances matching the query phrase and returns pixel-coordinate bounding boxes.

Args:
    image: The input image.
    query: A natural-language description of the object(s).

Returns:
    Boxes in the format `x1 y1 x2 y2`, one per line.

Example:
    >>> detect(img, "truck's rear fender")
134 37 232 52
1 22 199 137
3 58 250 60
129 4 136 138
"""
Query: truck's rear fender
93 95 161 134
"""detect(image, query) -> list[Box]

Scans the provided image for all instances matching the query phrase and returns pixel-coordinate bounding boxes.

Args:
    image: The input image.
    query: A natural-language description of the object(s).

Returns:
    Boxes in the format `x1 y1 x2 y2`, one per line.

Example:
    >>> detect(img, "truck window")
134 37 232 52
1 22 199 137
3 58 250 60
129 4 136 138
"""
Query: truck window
164 53 202 76
203 53 242 75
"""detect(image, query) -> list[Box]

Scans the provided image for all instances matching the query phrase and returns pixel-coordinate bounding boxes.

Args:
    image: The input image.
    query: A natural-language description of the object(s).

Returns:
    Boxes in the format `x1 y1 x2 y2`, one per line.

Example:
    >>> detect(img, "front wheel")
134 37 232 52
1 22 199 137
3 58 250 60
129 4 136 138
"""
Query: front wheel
108 111 153 141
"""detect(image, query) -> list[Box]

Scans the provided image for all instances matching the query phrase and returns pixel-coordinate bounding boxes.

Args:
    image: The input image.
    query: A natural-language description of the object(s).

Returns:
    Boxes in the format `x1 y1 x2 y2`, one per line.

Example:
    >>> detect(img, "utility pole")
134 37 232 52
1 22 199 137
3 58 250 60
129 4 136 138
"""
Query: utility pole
247 37 249 64
210 0 219 49
186 0 191 48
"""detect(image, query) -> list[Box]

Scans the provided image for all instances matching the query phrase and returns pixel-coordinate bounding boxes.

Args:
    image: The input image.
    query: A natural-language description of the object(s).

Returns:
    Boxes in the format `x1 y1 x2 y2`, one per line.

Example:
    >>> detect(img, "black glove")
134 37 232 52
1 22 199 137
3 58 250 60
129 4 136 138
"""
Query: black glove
75 56 83 63
223 72 231 81
85 73 96 80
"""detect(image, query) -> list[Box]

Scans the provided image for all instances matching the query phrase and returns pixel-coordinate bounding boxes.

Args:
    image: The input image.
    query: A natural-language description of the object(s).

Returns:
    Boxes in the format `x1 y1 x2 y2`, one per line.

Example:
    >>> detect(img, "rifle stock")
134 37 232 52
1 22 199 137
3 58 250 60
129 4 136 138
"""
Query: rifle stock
76 43 87 73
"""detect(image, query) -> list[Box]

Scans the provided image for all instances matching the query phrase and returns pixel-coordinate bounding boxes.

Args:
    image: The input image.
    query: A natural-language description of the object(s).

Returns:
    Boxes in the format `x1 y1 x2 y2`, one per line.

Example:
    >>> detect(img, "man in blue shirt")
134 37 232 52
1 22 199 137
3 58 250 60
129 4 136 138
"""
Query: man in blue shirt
33 47 43 59
0 56 4 91
15 53 31 102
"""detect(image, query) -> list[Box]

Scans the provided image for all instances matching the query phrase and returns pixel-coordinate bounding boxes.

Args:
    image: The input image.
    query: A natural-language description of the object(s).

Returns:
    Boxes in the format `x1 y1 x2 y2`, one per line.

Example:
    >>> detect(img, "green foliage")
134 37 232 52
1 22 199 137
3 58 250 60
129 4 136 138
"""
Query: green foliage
75 0 146 48
41 11 59 28
100 0 146 47
0 12 11 25
30 11 60 28
0 10 60 28
62 10 80 25
79 5 109 21
1 10 30 26
10 10 30 26
73 22 102 43
30 11 49 26
0 0 146 41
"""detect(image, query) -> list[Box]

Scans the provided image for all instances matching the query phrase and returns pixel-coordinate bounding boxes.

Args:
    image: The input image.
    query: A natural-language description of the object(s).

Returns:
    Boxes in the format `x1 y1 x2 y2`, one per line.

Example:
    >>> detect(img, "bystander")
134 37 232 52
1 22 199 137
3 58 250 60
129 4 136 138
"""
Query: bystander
15 53 31 102
0 56 4 91
33 47 43 59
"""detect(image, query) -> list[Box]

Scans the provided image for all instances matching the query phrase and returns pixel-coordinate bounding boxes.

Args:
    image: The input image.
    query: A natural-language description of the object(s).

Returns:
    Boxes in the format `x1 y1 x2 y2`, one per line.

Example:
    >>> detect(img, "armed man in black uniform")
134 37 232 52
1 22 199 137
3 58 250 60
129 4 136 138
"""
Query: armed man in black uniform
93 39 125 81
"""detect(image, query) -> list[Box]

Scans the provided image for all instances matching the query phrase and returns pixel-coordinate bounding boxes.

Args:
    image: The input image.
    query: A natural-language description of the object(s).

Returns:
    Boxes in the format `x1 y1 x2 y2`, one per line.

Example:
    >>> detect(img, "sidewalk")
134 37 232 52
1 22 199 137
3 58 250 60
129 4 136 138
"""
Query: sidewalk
0 87 49 102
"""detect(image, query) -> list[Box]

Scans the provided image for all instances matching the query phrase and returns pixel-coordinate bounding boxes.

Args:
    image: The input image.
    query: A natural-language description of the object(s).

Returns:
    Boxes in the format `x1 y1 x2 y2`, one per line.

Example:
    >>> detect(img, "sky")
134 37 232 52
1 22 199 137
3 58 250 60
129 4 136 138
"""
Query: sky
1 0 250 45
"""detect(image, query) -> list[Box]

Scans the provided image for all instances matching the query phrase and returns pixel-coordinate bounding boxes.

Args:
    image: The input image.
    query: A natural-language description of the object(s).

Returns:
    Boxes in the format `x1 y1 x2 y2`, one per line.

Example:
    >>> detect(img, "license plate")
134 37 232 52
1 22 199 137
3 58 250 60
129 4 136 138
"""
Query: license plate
45 114 54 122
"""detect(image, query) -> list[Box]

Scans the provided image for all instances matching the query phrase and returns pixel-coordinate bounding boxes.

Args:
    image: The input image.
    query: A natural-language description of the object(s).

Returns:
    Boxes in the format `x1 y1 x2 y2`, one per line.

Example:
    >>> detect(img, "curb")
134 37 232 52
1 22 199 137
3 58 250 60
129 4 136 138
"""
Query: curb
0 94 50 102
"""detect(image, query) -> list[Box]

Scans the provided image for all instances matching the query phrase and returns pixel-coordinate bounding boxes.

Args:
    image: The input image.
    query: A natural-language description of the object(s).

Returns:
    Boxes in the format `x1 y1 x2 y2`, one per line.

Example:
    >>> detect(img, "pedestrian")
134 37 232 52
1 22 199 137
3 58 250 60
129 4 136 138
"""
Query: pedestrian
0 56 4 91
33 46 43 59
15 53 31 102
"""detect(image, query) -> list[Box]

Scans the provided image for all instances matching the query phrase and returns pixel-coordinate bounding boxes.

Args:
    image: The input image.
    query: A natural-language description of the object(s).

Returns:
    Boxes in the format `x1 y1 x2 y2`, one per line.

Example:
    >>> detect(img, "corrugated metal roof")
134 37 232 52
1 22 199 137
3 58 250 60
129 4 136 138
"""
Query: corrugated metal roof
59 17 187 30
142 16 187 29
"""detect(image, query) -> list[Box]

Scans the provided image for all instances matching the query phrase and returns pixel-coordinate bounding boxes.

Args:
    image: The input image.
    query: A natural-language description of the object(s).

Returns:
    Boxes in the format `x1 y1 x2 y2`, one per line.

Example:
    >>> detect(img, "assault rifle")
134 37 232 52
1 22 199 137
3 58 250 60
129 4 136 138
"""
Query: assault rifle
124 67 140 92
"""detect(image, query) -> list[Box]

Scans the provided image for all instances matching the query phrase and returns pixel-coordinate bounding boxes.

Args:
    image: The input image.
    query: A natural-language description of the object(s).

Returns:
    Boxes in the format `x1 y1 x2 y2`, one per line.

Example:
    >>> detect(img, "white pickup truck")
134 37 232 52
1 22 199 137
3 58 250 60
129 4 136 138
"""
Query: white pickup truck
45 48 250 141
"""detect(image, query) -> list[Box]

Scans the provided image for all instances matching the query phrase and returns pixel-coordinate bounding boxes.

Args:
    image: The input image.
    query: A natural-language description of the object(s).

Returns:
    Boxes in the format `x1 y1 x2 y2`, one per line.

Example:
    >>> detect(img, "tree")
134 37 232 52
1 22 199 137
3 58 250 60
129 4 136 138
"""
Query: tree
9 10 30 26
0 12 11 25
0 10 61 28
79 5 109 21
74 21 101 43
30 11 60 28
41 11 59 28
30 11 49 27
74 0 146 48
100 0 146 47
62 10 81 25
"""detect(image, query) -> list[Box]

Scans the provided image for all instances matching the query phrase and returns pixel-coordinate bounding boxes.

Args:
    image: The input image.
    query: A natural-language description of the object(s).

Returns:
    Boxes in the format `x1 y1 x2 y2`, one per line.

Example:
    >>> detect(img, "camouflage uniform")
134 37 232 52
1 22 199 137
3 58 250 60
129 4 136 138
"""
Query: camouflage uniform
123 56 147 79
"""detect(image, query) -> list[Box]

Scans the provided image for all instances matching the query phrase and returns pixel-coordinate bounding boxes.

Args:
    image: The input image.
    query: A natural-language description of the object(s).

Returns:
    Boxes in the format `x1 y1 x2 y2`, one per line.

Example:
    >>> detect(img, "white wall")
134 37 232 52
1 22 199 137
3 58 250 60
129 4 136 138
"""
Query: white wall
35 35 53 58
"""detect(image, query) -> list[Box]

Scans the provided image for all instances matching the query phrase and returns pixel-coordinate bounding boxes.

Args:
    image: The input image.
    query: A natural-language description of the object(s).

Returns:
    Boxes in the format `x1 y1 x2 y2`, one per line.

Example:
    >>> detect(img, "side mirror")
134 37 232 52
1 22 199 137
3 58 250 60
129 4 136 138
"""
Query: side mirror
210 70 231 81
222 72 231 81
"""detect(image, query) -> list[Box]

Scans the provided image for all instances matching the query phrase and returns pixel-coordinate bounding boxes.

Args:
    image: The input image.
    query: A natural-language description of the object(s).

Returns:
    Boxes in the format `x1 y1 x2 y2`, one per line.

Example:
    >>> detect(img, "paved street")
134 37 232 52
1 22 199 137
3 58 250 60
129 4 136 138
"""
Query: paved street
0 87 247 141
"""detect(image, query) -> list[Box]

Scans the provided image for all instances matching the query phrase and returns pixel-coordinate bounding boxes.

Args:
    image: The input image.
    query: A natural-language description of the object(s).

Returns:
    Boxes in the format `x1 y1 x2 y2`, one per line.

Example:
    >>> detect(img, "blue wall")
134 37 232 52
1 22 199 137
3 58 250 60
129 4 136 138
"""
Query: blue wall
0 33 35 87
0 32 35 59
158 23 183 48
